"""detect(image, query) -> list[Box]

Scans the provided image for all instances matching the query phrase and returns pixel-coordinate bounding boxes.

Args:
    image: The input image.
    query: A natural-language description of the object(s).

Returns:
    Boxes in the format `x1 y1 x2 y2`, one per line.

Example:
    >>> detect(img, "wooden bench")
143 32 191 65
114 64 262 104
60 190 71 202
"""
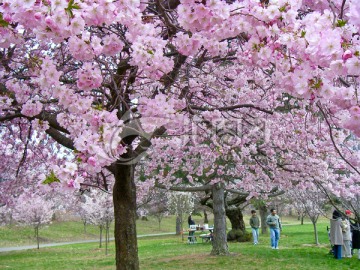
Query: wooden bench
187 235 197 244
199 234 212 243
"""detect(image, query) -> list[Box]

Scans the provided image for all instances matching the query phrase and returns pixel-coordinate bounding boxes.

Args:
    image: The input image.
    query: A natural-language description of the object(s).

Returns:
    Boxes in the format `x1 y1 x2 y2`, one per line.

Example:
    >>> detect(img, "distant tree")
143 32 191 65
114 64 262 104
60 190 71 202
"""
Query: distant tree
146 189 169 230
288 186 328 245
81 190 113 254
167 192 194 234
12 192 54 249
0 204 12 226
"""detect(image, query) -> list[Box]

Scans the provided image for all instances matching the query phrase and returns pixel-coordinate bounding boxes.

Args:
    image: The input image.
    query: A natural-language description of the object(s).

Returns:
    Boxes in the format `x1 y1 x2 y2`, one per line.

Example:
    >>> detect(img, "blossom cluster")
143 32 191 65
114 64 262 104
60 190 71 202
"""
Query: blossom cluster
76 63 103 92
177 0 231 33
129 35 174 80
138 93 185 133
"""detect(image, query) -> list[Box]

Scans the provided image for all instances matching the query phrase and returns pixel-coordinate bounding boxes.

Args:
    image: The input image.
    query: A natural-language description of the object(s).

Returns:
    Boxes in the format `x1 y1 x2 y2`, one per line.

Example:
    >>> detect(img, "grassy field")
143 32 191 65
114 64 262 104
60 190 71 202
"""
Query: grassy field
0 221 103 247
0 215 177 247
1 218 359 270
0 214 328 247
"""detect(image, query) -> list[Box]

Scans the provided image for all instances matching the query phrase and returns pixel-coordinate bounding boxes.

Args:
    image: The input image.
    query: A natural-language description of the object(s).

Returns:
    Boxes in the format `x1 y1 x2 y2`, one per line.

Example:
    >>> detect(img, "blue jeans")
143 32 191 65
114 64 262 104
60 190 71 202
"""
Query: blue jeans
251 228 259 244
270 228 280 248
333 245 342 259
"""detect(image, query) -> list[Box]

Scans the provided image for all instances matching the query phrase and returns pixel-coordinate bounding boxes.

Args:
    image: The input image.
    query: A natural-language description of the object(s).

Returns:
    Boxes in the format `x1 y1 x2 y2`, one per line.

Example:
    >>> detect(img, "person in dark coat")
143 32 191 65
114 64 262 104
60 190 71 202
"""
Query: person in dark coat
188 215 195 227
350 219 360 260
187 215 196 244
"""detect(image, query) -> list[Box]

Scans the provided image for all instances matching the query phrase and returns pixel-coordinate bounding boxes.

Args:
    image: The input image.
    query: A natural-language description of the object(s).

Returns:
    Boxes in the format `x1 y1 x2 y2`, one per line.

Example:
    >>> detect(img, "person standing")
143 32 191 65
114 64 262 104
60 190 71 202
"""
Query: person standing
188 215 195 227
350 219 360 260
342 210 352 258
250 210 260 245
330 210 344 259
266 208 282 249
187 215 196 244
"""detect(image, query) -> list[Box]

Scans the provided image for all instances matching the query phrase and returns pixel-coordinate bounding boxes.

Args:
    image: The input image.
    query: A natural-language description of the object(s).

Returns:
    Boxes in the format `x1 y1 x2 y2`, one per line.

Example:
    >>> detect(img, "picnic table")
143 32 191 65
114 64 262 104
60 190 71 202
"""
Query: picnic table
187 225 213 244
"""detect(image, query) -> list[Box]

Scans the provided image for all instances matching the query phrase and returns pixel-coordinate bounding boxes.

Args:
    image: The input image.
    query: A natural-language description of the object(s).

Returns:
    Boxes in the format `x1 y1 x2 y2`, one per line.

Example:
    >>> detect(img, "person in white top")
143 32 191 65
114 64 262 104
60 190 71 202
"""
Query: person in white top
342 210 352 258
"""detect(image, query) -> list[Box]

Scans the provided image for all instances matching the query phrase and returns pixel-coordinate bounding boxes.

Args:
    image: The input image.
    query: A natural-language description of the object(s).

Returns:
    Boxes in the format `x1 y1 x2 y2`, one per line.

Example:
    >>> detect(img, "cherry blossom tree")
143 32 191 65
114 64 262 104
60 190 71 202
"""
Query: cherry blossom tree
80 190 114 253
342 195 360 223
0 204 11 226
143 188 169 230
2 1 360 269
288 186 329 245
12 191 55 249
167 191 194 233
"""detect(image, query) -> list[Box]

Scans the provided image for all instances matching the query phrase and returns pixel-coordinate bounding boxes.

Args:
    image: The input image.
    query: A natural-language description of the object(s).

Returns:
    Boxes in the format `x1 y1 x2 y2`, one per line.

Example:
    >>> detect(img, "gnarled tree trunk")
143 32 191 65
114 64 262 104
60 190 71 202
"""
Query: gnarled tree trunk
112 163 139 270
226 207 247 242
226 207 246 231
211 183 229 255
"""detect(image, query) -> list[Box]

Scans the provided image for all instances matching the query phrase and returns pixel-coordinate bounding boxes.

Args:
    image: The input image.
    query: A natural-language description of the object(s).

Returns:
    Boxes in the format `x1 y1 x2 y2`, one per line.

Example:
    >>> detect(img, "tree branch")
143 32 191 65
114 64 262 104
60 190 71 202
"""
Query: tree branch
133 126 167 157
16 124 32 177
45 127 74 150
317 102 360 175
0 111 70 134
155 180 212 192
190 104 273 114
339 0 347 19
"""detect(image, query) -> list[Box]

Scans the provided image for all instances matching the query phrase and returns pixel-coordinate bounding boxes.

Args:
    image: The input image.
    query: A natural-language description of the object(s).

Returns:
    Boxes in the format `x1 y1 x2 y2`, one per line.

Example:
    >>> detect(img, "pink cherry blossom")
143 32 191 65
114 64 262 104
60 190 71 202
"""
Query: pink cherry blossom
21 100 43 117
76 63 103 92
342 50 353 61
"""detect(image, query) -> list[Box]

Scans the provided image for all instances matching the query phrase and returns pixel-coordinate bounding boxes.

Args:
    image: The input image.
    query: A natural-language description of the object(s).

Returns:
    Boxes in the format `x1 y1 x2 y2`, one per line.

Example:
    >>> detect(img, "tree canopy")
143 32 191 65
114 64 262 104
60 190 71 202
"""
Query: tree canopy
1 1 360 269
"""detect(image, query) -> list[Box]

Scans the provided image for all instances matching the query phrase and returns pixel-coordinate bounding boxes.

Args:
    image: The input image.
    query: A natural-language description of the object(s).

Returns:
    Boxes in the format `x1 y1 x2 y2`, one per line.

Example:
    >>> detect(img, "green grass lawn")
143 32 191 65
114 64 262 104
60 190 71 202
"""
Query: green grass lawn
0 215 176 247
1 221 359 270
0 221 102 247
0 214 329 248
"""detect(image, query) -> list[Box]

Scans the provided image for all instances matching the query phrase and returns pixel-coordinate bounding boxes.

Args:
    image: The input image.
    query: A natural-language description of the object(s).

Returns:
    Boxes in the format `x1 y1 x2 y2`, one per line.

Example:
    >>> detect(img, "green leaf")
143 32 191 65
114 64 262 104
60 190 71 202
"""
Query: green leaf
68 0 75 7
93 104 103 110
0 13 9 27
42 171 60 185
336 20 347 27
65 0 81 18
72 4 81 10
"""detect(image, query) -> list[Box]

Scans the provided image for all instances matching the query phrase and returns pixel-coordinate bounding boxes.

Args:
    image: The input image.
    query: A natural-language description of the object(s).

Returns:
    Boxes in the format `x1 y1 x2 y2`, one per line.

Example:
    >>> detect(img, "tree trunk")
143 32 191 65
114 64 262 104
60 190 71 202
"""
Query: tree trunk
289 207 293 217
113 163 139 270
35 226 39 249
259 205 268 234
158 217 161 230
99 225 103 248
313 221 319 245
107 222 110 245
105 221 109 255
176 215 181 236
226 207 246 231
83 221 87 234
211 183 229 255
225 207 247 242
203 209 209 224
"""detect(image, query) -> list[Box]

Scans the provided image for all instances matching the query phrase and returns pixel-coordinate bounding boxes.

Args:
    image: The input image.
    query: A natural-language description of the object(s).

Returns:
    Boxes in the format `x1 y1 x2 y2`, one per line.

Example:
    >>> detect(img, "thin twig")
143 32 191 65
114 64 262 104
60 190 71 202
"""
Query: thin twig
317 102 360 175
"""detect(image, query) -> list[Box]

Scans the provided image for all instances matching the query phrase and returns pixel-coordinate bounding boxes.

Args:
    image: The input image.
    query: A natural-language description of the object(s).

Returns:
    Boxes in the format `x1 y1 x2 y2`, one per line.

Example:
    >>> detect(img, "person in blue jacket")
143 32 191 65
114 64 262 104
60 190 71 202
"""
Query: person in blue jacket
266 208 282 249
